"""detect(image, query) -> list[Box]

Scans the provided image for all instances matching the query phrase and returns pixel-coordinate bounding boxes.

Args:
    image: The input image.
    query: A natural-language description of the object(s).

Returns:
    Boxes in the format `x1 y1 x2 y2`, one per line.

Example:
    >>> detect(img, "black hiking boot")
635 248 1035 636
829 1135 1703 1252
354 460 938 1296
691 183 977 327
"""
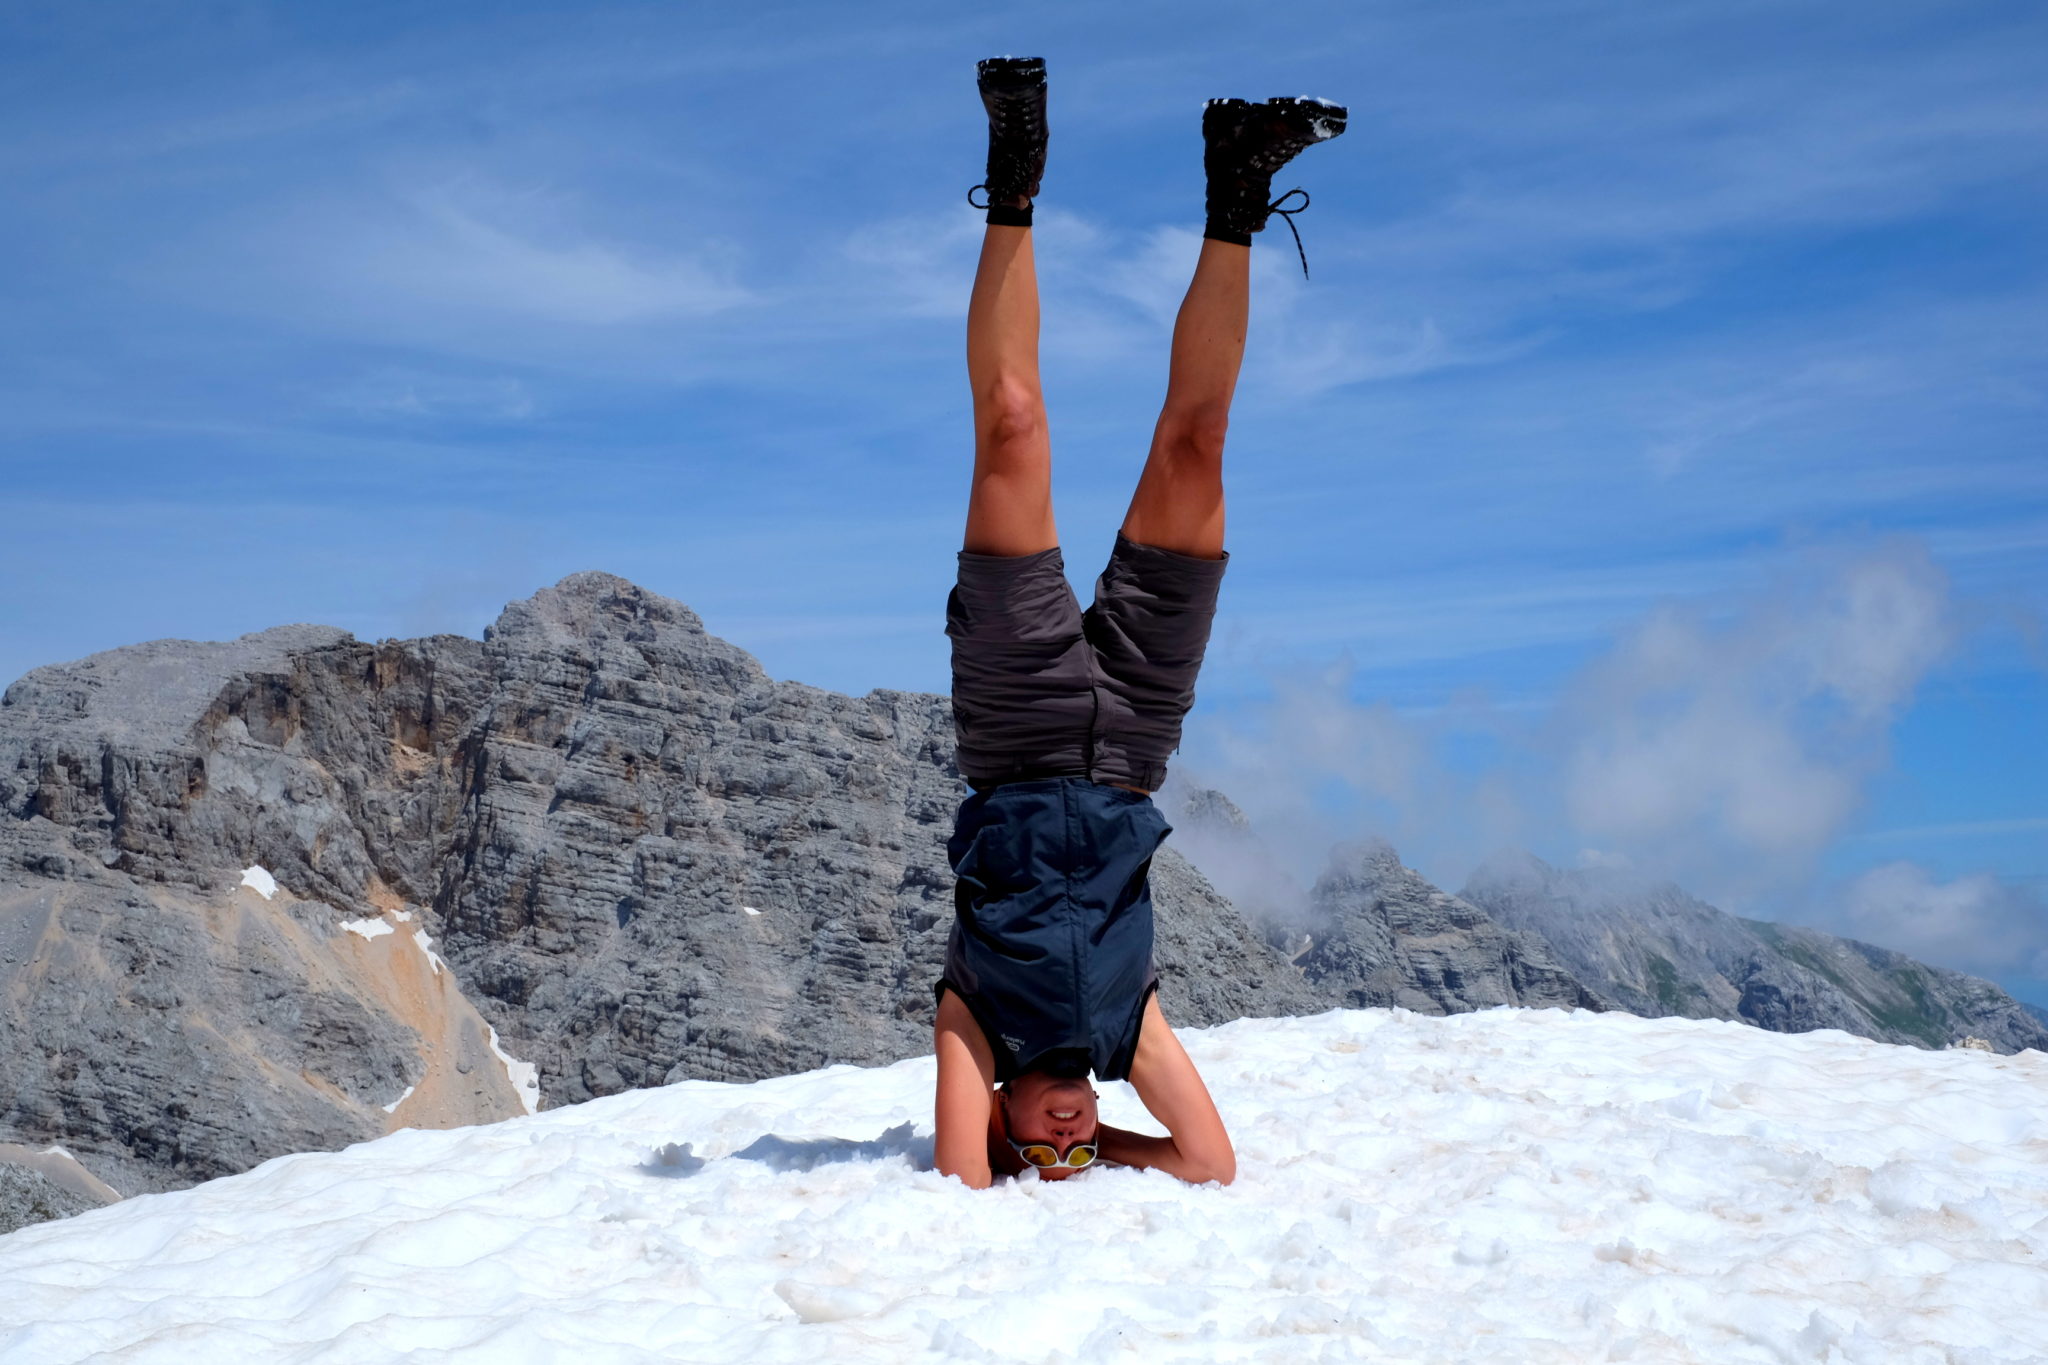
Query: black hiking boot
973 56 1048 227
1203 96 1347 272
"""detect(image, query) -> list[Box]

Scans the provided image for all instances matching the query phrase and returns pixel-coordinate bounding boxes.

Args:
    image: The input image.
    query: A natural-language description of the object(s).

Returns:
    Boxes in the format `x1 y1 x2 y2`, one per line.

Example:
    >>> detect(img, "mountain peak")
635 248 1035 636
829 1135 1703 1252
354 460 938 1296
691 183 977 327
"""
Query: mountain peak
487 571 707 640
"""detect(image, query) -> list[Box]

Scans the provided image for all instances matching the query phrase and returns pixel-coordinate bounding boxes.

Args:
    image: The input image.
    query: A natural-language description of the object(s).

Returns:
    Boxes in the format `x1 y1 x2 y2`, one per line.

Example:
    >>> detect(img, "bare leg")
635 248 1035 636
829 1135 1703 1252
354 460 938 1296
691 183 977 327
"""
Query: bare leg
964 225 1056 556
1118 238 1249 560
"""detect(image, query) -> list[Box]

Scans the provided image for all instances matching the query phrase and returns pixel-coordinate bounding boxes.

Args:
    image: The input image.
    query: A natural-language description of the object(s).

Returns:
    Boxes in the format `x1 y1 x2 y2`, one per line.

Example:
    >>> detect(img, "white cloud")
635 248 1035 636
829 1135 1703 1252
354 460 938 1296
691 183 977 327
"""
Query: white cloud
327 370 536 421
344 184 754 327
1556 538 1952 881
1180 657 1508 896
1822 862 2048 981
842 212 985 320
1577 849 1633 870
184 175 757 365
1181 536 1957 898
1645 358 1897 476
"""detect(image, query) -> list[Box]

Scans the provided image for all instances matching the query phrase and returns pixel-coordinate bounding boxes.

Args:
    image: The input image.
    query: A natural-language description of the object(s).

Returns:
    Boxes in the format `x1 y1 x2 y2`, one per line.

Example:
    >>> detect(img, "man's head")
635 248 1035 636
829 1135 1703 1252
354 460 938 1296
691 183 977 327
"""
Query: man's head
1000 1066 1099 1179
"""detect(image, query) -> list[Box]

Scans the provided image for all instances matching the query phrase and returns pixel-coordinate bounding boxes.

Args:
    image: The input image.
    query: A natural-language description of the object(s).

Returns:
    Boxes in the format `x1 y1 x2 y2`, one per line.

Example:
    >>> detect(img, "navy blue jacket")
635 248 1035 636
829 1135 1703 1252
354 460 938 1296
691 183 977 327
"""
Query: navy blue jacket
936 777 1171 1082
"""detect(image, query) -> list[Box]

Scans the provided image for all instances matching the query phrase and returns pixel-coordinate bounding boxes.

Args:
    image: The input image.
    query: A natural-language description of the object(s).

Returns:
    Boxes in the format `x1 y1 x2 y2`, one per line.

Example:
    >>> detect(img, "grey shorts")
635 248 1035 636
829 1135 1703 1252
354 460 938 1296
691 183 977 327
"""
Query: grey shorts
946 533 1228 792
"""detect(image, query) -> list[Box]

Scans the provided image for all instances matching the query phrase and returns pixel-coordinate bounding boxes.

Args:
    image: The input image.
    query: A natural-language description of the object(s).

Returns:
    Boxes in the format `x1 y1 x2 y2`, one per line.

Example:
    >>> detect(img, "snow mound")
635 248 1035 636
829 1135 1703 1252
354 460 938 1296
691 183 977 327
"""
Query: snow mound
2 1008 2044 1364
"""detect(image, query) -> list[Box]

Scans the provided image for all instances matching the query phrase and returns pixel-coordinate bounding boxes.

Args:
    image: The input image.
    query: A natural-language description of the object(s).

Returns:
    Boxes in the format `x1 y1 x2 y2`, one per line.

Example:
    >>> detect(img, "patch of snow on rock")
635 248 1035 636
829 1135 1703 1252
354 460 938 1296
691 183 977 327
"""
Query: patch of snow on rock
410 928 447 975
380 1085 416 1116
237 865 276 900
486 1027 541 1116
338 917 393 941
1 1008 2044 1363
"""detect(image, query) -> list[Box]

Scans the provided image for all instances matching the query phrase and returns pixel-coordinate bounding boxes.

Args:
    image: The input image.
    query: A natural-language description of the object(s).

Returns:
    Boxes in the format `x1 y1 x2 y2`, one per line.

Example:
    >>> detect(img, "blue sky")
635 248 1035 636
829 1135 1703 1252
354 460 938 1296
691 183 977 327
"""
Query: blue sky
4 1 2044 1006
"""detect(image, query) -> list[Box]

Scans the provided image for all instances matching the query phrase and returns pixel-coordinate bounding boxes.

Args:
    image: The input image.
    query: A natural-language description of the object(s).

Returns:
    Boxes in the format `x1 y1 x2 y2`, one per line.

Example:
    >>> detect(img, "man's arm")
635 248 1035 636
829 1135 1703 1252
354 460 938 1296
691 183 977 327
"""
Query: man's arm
934 990 1002 1188
1099 993 1236 1185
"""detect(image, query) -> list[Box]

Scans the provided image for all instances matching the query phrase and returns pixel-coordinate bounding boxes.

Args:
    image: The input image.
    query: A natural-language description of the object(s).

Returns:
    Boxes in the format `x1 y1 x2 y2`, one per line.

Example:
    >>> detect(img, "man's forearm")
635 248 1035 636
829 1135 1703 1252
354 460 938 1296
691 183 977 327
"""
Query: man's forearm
1095 1123 1232 1185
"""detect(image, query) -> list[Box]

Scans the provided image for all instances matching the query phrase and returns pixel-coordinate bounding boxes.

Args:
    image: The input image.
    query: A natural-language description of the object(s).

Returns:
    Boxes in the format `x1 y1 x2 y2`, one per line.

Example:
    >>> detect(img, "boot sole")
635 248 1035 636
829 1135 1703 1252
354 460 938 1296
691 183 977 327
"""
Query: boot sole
1267 96 1347 142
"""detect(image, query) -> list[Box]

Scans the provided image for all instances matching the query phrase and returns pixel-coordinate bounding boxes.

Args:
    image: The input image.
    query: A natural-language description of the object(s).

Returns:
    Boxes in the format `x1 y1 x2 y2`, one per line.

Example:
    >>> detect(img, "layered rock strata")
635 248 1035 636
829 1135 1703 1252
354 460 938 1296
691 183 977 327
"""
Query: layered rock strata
0 574 1334 1200
1296 840 1607 1015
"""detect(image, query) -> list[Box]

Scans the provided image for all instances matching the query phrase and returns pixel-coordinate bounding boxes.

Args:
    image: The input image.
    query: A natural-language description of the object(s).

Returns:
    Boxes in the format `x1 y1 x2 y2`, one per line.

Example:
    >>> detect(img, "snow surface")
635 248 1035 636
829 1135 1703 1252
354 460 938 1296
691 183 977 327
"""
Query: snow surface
237 865 277 899
2 1008 2044 1364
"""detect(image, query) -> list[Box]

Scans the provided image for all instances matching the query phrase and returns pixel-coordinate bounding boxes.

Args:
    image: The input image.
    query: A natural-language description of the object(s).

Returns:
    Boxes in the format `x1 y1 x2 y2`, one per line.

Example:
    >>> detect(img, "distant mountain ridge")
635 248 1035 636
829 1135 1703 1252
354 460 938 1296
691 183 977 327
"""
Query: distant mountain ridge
1161 785 1599 1016
2 572 2040 1216
1162 798 2046 1060
1458 852 2047 1056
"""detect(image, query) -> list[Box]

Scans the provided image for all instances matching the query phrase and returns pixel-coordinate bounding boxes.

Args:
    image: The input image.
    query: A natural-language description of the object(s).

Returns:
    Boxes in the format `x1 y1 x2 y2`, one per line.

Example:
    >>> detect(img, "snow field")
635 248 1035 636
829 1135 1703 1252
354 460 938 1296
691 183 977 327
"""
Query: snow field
1 1007 2043 1364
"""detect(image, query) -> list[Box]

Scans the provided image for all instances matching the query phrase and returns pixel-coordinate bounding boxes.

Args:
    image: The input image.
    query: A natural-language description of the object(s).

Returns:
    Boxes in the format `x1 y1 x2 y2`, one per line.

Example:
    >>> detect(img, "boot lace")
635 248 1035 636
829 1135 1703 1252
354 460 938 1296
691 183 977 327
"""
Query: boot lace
1266 188 1313 278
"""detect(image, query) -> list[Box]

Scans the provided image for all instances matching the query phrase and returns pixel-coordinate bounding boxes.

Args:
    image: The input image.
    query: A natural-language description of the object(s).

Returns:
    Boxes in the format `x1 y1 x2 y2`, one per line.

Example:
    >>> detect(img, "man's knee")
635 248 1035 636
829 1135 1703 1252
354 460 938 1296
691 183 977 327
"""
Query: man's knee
975 377 1048 463
1156 404 1230 468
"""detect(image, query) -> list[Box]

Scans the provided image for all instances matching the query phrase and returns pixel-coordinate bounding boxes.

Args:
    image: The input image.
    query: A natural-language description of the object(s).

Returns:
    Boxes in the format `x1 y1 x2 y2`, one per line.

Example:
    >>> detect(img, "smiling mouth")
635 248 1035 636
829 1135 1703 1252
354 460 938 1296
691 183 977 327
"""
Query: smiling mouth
1049 1109 1080 1120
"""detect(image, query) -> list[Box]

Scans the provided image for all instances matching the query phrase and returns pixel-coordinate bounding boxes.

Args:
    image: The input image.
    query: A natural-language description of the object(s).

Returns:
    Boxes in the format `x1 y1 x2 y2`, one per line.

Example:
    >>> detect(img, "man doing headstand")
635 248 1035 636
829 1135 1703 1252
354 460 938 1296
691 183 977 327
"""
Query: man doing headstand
932 57 1344 1188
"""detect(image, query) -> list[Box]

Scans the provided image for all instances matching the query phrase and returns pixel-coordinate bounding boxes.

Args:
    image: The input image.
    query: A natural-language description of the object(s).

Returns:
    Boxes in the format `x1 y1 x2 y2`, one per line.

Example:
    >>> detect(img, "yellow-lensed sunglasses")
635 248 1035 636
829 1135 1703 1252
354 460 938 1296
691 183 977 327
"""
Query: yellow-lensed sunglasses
1008 1138 1098 1169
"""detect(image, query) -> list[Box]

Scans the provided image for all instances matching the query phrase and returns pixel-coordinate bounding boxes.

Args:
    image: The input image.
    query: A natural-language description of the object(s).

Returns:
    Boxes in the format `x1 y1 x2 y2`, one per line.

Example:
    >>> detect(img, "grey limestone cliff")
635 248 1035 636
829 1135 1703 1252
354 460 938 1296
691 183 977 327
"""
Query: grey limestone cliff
0 1141 118 1236
1296 840 1606 1015
1160 786 1603 1014
0 1164 100 1237
1460 852 2048 1056
0 573 1320 1198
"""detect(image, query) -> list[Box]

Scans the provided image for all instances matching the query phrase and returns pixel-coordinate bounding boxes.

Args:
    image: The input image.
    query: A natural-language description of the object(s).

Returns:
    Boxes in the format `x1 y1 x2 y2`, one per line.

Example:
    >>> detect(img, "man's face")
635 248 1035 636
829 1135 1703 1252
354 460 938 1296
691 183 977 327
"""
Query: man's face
1002 1072 1100 1180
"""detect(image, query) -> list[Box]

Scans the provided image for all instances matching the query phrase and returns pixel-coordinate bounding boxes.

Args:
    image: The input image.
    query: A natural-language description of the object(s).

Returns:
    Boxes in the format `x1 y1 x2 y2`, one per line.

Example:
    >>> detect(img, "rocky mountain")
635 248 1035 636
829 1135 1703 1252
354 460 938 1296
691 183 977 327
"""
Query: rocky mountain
0 1142 116 1236
1460 852 2048 1056
1160 785 1602 1016
1296 840 1606 1015
0 573 1333 1202
2026 1001 2048 1028
6 571 2035 1224
0 1166 97 1239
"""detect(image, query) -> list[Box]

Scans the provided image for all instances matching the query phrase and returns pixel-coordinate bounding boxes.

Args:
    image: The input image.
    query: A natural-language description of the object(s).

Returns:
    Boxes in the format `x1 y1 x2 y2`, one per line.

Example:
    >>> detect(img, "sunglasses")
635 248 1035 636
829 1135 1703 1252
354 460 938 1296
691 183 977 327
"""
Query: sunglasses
1008 1137 1098 1170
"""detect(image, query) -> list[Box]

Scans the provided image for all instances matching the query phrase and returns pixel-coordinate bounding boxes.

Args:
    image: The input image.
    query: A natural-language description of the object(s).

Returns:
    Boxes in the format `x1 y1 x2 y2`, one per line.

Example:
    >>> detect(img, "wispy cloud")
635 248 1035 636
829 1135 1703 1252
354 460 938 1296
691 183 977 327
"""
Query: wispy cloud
1811 861 2048 983
326 369 538 422
1559 540 1951 866
208 176 755 347
1853 816 2048 842
1182 537 1959 900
